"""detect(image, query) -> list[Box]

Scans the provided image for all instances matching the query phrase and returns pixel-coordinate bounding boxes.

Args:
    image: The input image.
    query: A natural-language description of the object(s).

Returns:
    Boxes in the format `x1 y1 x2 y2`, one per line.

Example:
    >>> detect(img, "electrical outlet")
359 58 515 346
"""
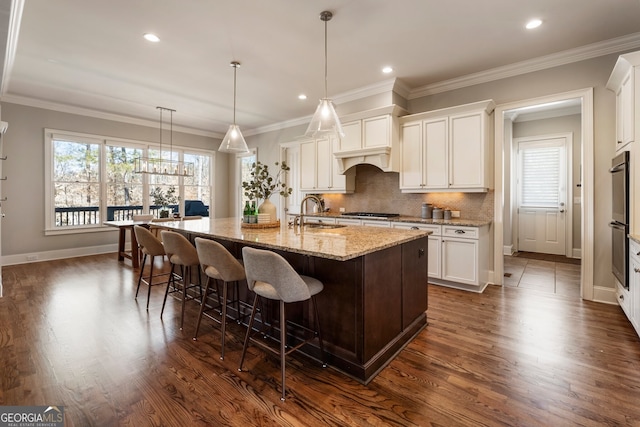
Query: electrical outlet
27 255 38 261
339 207 345 213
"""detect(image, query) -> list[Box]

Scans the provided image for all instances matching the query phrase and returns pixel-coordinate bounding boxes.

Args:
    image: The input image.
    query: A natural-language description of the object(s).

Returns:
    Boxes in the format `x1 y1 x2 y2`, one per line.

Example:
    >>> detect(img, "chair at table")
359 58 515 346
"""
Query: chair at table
239 246 325 401
132 214 154 222
133 225 167 310
160 231 202 330
193 237 246 360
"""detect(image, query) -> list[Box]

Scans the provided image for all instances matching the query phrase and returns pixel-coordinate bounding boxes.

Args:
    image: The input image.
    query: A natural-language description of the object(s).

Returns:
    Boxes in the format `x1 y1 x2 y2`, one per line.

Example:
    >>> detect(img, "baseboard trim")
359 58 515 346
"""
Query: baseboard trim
503 245 514 256
572 248 582 259
2 244 119 266
592 285 617 305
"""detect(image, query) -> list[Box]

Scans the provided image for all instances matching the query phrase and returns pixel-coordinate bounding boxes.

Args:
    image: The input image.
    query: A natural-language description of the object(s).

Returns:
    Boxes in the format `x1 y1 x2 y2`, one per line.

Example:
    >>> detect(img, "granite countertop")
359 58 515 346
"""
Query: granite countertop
297 212 492 227
156 217 431 261
630 234 640 245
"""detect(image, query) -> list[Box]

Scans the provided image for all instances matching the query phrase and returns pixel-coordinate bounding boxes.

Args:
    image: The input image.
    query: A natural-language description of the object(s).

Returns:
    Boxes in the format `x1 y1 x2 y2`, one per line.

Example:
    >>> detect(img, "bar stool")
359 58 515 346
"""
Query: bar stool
133 225 167 310
193 237 246 360
239 246 325 401
160 231 202 330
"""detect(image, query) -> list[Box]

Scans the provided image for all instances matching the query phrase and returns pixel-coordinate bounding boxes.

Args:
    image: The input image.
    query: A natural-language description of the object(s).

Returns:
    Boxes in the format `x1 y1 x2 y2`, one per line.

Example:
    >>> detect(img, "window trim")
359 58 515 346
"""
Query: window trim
44 128 215 235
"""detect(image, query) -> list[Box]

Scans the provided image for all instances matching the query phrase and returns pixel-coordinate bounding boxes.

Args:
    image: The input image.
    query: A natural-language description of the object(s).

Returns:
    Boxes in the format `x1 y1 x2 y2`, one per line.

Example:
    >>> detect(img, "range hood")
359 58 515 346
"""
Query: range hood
333 105 407 174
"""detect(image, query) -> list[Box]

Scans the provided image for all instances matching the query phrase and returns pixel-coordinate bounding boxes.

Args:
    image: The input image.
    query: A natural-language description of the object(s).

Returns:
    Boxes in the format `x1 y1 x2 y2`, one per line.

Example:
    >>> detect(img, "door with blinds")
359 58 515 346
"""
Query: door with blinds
516 135 568 255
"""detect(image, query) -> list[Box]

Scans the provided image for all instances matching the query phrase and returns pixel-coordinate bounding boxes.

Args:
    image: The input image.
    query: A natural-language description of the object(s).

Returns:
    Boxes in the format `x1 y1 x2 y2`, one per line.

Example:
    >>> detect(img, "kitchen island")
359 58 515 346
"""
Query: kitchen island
158 217 429 384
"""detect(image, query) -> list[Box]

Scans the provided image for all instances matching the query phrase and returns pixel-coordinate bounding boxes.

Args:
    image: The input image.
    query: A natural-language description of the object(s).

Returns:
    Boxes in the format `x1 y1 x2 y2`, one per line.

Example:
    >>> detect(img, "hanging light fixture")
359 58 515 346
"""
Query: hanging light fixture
218 61 249 153
305 10 344 139
134 107 195 176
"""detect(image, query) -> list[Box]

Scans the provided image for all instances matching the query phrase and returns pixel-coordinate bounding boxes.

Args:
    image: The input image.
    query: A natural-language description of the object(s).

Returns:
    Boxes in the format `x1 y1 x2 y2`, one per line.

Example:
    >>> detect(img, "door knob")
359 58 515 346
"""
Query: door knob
559 209 565 213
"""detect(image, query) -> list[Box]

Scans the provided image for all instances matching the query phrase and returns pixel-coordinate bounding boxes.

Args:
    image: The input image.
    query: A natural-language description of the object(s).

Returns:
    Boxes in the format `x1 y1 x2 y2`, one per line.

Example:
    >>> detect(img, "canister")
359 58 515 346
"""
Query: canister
421 203 433 219
444 209 452 220
432 207 443 219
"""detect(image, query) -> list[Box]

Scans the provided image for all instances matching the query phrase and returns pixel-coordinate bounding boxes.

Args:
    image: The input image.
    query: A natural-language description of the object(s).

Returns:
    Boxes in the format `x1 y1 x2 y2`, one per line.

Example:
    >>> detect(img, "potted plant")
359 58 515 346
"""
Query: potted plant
242 161 292 222
150 186 179 218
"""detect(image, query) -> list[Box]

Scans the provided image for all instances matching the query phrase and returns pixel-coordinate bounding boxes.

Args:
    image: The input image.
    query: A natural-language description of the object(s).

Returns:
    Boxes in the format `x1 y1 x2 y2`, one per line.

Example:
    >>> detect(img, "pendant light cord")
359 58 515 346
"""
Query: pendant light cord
324 17 328 99
233 64 237 125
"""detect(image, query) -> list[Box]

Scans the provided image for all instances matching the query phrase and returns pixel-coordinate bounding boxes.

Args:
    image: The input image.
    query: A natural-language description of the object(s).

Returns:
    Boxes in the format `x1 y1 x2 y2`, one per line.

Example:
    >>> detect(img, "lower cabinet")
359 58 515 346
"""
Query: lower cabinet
393 222 490 292
620 239 640 336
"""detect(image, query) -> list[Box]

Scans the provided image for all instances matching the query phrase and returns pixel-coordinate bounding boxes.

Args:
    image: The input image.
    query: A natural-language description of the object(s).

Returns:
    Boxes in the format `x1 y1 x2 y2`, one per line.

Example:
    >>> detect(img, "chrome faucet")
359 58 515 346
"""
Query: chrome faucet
294 194 323 228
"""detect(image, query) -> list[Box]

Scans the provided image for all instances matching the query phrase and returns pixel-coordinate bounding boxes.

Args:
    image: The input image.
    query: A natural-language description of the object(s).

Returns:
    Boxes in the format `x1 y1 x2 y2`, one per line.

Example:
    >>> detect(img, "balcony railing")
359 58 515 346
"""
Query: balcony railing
54 205 179 226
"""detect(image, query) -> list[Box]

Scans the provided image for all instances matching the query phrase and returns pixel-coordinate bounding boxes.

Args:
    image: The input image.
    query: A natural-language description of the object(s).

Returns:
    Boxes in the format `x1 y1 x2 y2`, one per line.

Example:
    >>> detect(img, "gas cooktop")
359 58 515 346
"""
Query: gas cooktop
341 212 400 218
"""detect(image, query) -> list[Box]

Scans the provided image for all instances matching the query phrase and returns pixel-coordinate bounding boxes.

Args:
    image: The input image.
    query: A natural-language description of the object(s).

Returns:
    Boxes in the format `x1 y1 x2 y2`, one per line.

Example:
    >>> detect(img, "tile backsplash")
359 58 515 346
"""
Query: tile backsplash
320 165 494 221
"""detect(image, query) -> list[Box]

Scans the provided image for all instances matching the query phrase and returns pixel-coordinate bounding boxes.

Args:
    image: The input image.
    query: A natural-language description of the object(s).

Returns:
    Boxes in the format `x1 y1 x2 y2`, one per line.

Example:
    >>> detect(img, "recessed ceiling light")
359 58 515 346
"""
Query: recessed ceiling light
525 19 542 30
143 33 160 42
298 94 307 100
382 66 393 74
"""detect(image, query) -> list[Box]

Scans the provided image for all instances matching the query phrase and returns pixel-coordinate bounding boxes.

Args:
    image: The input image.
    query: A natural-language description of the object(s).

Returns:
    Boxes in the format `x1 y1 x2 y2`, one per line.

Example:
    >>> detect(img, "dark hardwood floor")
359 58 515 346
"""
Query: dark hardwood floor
1 254 640 426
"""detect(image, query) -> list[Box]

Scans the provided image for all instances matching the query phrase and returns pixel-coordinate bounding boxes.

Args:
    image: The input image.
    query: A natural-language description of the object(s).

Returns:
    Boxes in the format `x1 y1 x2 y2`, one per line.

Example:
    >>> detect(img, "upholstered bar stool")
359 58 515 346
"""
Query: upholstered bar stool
239 246 325 401
133 225 167 310
193 237 246 360
160 231 202 330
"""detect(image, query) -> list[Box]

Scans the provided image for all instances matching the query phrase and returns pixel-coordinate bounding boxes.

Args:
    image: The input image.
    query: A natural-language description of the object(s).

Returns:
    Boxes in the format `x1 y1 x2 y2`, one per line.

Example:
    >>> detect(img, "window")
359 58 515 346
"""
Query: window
518 139 565 208
44 129 214 234
237 148 257 214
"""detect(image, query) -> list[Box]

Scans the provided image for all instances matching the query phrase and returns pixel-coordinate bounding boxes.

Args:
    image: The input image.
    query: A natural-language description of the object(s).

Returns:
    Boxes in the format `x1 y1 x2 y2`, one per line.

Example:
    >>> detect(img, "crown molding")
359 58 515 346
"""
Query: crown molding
408 32 640 99
0 94 222 138
0 0 24 96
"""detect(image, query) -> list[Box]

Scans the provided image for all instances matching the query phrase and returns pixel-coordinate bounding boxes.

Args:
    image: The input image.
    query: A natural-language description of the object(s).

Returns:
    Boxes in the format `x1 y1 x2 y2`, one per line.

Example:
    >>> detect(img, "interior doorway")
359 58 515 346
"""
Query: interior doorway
493 88 594 300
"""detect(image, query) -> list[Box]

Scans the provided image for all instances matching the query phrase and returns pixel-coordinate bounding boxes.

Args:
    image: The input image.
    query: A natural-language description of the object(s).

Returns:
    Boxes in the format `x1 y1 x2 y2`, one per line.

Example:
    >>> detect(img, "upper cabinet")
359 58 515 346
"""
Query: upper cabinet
334 105 407 174
399 100 495 193
300 136 355 193
607 51 640 152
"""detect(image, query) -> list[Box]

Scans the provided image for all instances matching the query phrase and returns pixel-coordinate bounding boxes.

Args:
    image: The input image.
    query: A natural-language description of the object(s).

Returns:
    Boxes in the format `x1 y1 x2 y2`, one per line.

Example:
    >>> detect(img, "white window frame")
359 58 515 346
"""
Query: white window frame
44 128 215 235
235 147 257 218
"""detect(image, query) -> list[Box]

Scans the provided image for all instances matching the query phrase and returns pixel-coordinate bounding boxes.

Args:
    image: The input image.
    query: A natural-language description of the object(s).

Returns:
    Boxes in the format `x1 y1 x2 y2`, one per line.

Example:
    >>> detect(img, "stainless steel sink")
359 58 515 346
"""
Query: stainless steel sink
304 223 347 229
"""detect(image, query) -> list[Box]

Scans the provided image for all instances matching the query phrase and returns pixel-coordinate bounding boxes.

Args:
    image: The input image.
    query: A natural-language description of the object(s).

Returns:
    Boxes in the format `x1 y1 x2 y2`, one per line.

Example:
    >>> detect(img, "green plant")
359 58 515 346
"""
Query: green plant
150 186 179 206
242 161 292 203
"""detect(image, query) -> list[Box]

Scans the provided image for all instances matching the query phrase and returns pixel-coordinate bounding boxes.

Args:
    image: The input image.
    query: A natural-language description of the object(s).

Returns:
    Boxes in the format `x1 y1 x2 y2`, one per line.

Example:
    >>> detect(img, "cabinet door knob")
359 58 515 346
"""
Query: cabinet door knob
418 248 425 257
635 267 640 273
620 294 624 301
410 226 419 230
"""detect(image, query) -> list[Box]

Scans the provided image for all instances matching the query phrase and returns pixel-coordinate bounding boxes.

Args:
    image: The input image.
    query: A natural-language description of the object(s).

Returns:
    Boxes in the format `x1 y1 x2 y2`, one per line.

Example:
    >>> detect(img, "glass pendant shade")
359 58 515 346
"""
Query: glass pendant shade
218 61 249 154
305 98 344 138
218 123 249 153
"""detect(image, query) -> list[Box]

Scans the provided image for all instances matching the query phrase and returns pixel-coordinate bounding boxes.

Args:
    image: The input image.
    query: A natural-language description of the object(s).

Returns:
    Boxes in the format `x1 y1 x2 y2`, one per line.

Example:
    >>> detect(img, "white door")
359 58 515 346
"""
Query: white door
516 136 568 255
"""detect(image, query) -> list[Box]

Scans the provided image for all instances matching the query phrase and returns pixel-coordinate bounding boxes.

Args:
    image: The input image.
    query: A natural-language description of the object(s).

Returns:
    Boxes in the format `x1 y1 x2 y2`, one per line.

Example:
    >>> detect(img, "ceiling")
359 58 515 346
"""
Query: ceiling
2 0 640 137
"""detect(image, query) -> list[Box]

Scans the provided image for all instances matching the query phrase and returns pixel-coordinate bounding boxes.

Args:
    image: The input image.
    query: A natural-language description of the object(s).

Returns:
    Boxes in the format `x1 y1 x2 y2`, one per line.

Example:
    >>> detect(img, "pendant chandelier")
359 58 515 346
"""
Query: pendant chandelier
134 107 194 176
305 10 344 139
218 61 249 153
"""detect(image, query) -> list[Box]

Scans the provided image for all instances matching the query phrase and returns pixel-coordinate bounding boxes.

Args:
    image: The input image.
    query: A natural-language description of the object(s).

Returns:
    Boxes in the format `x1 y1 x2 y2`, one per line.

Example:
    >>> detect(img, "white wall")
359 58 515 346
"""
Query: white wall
0 103 226 259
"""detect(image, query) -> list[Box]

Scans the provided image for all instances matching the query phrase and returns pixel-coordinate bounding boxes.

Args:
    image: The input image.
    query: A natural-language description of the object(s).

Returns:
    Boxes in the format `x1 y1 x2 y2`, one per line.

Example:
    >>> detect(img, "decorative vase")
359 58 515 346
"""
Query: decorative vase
258 198 277 222
159 207 170 218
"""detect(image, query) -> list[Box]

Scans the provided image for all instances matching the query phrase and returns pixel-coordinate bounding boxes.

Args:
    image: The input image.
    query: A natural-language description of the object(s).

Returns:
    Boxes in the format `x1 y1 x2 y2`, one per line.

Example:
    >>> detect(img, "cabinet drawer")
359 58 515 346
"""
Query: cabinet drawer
304 217 336 224
631 239 640 260
361 220 391 228
442 225 478 239
392 222 441 235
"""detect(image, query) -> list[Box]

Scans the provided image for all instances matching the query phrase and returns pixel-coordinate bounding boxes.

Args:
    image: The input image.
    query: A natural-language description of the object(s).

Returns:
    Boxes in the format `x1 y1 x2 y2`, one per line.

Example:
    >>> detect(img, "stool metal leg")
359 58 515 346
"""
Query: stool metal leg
220 281 229 360
311 295 326 367
160 264 176 319
193 276 212 340
280 300 286 401
146 255 155 310
135 253 147 299
239 294 260 372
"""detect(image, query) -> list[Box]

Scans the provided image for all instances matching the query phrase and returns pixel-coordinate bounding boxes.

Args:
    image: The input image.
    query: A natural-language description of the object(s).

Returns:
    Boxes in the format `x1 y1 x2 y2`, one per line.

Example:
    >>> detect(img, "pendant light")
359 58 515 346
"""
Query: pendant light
305 11 344 139
218 61 249 153
134 107 194 176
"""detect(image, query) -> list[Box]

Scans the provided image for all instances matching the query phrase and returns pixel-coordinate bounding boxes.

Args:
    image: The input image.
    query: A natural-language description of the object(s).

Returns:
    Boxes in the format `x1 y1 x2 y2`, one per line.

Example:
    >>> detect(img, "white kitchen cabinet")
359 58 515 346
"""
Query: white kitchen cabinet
304 216 336 225
299 136 355 193
335 218 361 226
392 222 491 292
620 238 640 336
399 100 495 193
334 105 407 174
608 53 639 152
361 219 391 228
